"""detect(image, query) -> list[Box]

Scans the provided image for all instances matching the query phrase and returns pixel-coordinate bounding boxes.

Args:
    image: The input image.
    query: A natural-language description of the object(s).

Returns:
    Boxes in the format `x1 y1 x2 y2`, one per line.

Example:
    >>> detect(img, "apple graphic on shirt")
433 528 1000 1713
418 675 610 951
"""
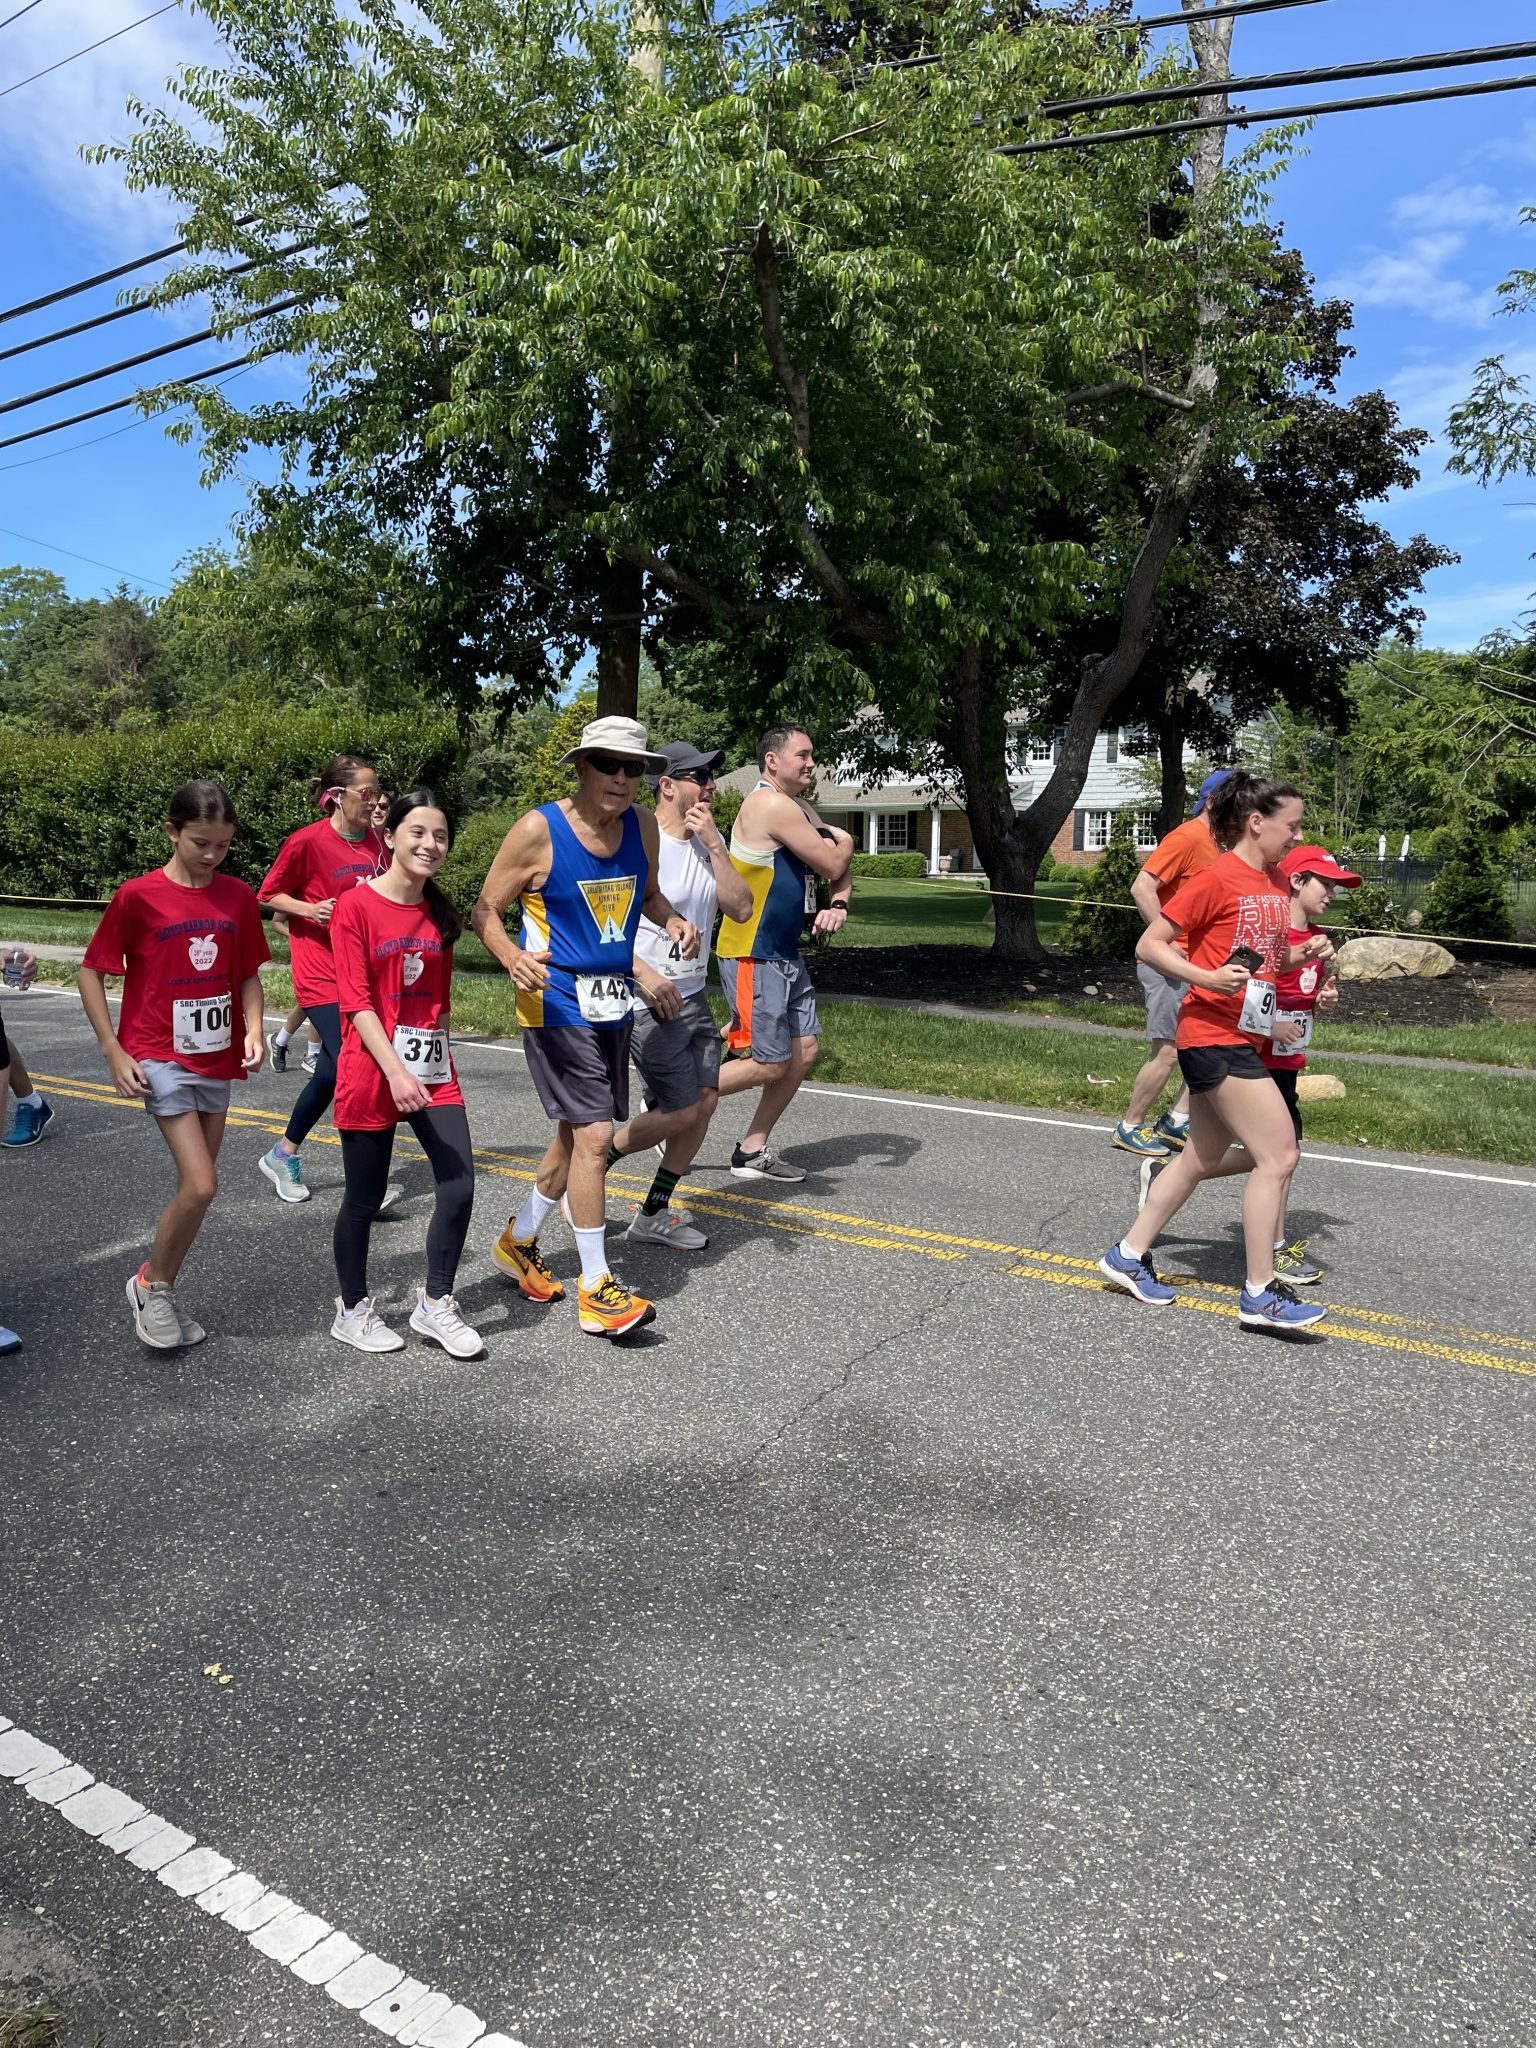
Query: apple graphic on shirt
1300 964 1319 995
189 935 218 971
402 951 424 986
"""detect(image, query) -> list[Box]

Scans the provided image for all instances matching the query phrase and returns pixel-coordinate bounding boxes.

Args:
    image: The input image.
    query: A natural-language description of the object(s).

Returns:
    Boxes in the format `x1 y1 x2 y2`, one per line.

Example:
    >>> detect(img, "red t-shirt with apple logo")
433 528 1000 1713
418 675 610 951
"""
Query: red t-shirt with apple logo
82 869 270 1078
258 819 386 1006
331 884 463 1130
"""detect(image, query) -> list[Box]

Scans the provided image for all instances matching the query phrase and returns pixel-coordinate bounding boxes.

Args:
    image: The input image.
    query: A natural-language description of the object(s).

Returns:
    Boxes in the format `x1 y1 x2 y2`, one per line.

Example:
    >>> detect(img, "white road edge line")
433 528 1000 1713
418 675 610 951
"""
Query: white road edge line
24 991 1536 1193
0 1712 527 2048
798 1085 1536 1191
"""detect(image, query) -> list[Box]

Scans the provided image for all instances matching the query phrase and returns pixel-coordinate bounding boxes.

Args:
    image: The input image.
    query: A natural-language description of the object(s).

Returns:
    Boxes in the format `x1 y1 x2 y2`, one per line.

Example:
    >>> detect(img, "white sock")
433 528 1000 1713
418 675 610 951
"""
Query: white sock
513 1186 558 1239
274 1026 291 1048
1119 1239 1142 1263
1165 1111 1188 1130
1274 1237 1286 1251
16 1091 41 1109
573 1224 608 1290
1247 1275 1274 1296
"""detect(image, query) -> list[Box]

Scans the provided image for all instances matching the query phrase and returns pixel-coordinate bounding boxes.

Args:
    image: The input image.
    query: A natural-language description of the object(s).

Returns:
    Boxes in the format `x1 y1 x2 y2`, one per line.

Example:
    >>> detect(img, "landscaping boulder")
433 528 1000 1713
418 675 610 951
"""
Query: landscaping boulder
1295 1072 1346 1103
1335 937 1454 982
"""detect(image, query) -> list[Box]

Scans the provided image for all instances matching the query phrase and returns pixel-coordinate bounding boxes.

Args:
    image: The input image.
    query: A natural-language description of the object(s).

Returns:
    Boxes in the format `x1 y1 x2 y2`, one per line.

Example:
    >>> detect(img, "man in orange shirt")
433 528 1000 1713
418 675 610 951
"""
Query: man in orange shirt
1111 771 1229 1159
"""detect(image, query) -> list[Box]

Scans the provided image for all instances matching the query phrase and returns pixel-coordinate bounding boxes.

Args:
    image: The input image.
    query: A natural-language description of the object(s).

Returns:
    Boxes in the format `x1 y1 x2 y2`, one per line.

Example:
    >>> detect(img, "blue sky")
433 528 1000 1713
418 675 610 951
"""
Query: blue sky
3 0 1536 647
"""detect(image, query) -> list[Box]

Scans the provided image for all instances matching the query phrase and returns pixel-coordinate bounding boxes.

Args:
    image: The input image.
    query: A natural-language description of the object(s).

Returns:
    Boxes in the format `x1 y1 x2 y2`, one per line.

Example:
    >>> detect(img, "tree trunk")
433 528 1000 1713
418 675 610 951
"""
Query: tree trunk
947 644 1057 961
1156 703 1186 838
594 554 644 720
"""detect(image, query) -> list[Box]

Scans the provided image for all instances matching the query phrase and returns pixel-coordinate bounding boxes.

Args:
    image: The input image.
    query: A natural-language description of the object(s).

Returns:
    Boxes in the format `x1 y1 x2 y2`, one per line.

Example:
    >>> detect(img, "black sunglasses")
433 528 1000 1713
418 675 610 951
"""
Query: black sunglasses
584 752 646 777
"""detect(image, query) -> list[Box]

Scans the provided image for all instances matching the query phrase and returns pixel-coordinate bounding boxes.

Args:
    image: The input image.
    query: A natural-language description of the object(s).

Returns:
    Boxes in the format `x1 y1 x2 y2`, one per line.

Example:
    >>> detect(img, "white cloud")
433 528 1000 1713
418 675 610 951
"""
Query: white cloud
1391 181 1513 235
1415 576 1535 649
0 0 221 249
1327 230 1500 327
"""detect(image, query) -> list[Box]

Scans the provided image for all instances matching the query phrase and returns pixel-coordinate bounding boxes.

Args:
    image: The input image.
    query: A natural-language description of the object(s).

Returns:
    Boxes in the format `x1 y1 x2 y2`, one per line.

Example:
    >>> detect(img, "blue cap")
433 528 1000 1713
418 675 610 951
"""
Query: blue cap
1191 770 1231 816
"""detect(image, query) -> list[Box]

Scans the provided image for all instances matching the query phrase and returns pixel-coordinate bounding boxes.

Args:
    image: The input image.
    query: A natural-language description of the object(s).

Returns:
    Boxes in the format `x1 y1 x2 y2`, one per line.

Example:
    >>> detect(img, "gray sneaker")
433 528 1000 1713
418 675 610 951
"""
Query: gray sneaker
625 1203 709 1251
408 1289 484 1358
330 1297 405 1352
730 1144 805 1183
174 1302 207 1346
125 1268 184 1350
1274 1240 1325 1286
378 1181 405 1214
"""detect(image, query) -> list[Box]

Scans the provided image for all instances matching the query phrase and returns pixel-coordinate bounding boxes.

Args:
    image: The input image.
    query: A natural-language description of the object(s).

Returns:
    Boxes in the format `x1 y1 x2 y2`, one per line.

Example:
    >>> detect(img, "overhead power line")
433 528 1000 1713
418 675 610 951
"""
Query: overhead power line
0 355 248 452
0 244 313 363
0 294 302 416
1000 68 1536 153
1042 33 1536 115
0 0 46 29
0 0 180 100
871 0 1333 78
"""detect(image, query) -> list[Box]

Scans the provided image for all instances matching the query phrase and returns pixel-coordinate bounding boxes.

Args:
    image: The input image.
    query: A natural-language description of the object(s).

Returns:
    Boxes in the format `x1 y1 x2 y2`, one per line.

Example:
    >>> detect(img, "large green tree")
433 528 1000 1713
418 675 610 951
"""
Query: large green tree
109 0 1295 955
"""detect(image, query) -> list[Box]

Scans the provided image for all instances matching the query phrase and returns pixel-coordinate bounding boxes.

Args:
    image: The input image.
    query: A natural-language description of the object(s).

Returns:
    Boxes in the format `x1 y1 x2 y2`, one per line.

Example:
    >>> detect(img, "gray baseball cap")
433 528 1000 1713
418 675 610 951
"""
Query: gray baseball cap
648 742 726 790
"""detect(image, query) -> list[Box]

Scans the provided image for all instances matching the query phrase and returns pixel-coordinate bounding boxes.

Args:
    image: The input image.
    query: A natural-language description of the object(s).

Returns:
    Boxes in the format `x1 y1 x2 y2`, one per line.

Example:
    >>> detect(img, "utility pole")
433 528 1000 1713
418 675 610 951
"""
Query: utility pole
593 3 663 718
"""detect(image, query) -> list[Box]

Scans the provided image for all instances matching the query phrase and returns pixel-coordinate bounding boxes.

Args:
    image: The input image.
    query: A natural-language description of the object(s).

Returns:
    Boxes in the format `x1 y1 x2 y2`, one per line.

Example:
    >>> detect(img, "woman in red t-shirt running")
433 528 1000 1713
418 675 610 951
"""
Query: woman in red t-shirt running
327 789 481 1358
257 753 388 1204
1098 774 1334 1332
79 781 269 1349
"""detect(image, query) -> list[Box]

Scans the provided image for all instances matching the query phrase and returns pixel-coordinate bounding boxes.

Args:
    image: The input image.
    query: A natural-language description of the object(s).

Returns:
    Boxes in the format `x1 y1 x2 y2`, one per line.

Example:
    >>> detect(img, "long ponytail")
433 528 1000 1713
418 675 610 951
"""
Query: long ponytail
384 788 462 945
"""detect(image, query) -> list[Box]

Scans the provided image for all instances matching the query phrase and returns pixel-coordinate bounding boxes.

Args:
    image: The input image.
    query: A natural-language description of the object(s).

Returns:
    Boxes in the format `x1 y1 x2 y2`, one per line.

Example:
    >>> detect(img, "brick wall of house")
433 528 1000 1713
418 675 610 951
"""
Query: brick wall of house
1051 812 1099 869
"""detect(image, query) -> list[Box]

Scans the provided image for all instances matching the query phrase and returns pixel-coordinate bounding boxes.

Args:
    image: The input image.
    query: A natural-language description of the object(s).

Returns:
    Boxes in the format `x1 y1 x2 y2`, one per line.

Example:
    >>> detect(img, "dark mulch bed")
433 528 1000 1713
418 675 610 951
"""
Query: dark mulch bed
808 942 1535 1030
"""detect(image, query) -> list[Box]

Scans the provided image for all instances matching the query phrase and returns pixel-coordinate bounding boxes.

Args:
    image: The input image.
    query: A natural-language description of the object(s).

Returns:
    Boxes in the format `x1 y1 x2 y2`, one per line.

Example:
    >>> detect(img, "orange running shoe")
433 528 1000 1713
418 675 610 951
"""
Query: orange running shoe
491 1224 566 1302
577 1273 656 1338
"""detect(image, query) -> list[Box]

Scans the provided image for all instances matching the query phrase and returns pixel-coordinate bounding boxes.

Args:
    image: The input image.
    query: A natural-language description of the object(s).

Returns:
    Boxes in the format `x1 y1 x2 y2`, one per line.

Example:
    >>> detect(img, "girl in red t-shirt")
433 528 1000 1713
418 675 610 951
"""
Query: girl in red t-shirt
257 753 388 1204
326 789 481 1359
79 781 270 1350
1098 773 1334 1332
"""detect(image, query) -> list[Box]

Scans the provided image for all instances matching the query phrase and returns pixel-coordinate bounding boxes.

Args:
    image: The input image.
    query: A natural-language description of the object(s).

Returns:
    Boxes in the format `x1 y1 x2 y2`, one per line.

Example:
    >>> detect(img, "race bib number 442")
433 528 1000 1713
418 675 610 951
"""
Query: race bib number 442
392 1023 451 1085
575 973 633 1023
173 992 232 1055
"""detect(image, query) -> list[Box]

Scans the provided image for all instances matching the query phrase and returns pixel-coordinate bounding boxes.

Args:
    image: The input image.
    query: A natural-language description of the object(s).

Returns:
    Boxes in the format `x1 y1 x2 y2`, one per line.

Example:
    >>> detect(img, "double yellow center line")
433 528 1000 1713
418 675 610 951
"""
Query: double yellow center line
36 1072 1536 1381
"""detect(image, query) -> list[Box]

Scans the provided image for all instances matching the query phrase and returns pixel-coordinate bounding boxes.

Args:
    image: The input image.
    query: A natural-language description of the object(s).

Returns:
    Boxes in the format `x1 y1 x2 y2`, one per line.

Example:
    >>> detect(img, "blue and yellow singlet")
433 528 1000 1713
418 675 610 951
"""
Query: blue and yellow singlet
517 803 645 1029
716 782 813 963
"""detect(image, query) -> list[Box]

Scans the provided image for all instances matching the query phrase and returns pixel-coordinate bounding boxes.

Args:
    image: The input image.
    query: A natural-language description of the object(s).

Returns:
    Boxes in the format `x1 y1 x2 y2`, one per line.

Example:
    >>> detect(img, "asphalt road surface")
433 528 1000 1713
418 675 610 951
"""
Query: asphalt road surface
3 985 1534 2048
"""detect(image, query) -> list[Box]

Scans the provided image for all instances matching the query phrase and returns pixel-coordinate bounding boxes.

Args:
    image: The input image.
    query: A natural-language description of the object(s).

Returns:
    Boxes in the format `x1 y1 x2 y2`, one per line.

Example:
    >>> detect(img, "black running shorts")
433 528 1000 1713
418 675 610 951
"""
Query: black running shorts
1176 1041 1272 1092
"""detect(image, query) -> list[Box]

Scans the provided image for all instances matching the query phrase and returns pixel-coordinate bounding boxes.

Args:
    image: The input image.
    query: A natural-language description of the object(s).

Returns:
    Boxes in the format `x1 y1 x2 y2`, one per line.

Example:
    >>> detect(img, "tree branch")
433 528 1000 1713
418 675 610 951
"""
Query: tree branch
1065 378 1198 413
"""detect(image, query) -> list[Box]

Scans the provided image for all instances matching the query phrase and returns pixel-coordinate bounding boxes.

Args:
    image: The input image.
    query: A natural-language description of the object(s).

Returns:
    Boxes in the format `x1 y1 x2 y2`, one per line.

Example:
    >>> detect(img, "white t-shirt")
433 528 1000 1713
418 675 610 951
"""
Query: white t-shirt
634 829 716 997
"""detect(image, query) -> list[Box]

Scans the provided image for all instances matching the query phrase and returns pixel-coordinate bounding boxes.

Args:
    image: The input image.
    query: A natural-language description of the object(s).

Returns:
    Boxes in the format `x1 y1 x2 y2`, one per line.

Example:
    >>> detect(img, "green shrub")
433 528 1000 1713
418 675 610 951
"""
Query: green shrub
1424 812 1516 941
438 806 517 919
1034 848 1056 884
1058 813 1143 957
850 851 927 878
1327 882 1405 934
0 707 463 899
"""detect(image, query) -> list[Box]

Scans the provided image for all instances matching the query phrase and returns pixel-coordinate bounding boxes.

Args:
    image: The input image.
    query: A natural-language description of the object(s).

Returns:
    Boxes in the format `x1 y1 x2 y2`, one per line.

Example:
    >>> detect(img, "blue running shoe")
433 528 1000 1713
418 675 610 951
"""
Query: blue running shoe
1152 1113 1189 1154
1239 1280 1327 1330
259 1143 312 1203
1098 1244 1175 1305
0 1325 19 1353
2 1097 54 1147
1111 1120 1171 1159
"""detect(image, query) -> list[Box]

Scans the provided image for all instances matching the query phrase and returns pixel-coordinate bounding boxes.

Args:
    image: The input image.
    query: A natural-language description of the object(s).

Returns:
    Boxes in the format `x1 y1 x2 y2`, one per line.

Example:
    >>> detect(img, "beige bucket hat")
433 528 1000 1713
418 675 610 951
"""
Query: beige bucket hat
559 715 668 772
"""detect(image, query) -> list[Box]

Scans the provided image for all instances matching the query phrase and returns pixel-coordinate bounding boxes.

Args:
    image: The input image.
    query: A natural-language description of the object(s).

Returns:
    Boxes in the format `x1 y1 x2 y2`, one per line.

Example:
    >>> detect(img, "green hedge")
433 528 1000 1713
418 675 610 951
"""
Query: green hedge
0 708 464 899
438 805 517 918
850 851 928 878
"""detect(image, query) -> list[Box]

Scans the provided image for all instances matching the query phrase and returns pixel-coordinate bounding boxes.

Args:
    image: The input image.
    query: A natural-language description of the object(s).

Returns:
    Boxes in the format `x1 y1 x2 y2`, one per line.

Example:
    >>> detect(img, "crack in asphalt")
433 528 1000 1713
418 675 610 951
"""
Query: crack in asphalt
723 1272 970 1485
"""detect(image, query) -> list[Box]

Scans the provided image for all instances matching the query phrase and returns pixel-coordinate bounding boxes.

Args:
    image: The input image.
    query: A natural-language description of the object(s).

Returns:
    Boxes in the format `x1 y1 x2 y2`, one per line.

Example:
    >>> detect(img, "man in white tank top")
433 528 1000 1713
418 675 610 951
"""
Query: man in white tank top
607 743 753 1249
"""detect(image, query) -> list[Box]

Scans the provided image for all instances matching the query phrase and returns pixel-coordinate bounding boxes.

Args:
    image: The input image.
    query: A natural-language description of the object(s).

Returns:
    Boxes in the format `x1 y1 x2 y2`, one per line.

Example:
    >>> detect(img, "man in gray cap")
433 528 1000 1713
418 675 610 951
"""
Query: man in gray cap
472 715 699 1337
606 742 753 1249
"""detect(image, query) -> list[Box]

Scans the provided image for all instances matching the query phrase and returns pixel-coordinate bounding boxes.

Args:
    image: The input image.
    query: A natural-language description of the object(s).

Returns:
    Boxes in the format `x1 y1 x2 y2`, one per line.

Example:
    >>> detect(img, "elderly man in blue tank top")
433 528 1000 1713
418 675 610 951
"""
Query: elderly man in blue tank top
472 717 700 1339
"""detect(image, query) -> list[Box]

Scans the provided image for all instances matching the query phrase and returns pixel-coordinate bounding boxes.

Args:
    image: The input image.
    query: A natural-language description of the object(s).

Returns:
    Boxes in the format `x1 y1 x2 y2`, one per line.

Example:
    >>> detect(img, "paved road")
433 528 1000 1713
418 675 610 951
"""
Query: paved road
2 986 1534 2048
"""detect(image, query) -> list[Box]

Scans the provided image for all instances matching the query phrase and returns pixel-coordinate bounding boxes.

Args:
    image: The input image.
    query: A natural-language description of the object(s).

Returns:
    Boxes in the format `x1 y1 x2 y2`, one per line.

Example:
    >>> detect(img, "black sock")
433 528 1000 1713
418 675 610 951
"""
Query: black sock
606 1143 623 1169
642 1167 682 1216
732 1143 761 1163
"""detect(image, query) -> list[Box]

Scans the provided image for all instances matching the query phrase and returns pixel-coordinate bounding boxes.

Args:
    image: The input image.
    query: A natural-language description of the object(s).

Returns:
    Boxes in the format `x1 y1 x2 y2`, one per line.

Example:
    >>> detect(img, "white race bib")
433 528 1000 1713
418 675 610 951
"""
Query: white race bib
575 973 633 1023
173 992 232 1055
391 1022 451 1085
1238 978 1277 1037
1273 1008 1313 1052
804 872 818 915
658 937 702 982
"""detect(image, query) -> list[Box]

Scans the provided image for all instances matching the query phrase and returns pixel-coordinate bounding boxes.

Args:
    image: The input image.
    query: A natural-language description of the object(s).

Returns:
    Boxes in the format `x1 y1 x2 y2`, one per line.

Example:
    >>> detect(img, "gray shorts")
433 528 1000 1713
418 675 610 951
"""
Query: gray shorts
1137 961 1186 1043
631 988 722 1113
718 955 820 1067
522 1022 632 1126
141 1059 232 1119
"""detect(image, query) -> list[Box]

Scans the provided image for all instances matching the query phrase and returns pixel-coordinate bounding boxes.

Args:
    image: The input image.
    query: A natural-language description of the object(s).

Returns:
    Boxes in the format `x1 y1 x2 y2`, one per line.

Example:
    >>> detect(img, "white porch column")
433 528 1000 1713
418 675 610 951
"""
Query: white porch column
865 810 879 854
929 805 941 874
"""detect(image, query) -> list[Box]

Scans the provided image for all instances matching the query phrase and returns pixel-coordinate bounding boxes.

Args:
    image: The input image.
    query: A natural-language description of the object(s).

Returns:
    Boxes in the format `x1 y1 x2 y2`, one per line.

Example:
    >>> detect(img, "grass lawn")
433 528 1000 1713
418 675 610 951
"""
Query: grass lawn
113 965 1514 1169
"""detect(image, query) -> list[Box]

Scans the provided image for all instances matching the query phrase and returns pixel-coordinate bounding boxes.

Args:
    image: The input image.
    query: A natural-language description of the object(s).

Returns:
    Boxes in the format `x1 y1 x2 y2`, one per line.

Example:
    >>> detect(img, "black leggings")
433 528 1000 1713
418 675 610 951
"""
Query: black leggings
284 1001 342 1146
333 1103 476 1309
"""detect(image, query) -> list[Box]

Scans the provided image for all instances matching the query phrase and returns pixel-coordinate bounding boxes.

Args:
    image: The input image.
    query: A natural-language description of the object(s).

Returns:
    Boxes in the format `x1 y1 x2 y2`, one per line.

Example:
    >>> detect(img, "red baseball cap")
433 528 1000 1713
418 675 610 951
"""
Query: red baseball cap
1276 844 1362 887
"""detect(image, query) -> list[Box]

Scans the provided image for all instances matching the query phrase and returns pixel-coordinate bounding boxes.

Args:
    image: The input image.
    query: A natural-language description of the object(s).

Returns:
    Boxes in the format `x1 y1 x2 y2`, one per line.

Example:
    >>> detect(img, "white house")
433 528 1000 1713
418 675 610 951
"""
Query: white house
718 725 1172 875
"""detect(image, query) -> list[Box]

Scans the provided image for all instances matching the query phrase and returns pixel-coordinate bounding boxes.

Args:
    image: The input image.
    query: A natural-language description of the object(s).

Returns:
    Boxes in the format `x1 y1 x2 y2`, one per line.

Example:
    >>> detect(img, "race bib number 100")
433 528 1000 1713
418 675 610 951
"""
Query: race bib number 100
392 1023 451 1085
173 992 232 1055
575 973 633 1023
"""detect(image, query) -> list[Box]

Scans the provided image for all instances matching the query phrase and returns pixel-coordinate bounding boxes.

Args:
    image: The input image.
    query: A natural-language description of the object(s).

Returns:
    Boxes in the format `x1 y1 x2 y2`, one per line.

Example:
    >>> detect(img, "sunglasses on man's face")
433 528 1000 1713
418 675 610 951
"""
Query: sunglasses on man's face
585 752 645 777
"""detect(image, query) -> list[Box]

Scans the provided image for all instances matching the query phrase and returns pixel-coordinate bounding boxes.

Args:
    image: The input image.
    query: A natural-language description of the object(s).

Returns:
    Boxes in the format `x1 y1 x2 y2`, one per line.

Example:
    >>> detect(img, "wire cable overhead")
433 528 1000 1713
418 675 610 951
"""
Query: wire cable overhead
0 0 180 99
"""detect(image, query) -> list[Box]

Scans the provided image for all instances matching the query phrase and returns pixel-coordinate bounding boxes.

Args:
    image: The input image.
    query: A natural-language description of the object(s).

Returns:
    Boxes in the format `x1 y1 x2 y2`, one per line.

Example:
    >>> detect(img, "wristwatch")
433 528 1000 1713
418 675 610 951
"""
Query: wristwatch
830 899 850 913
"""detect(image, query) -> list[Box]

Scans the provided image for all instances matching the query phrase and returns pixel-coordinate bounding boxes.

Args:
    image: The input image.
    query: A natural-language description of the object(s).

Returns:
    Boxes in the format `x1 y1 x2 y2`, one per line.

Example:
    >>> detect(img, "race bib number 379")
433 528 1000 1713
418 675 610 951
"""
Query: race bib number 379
392 1023 451 1085
173 992 232 1055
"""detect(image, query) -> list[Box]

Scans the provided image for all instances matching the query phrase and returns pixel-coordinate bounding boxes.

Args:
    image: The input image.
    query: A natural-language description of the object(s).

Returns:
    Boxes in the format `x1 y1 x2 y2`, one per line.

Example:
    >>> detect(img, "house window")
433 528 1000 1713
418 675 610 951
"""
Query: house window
1134 810 1158 849
1027 734 1054 767
876 812 910 850
1084 810 1112 852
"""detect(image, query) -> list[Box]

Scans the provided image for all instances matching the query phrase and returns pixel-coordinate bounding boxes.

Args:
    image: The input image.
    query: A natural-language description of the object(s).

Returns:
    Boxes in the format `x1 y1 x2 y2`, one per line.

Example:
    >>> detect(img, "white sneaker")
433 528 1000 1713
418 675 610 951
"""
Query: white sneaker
330 1296 405 1352
625 1203 708 1251
408 1289 483 1358
378 1182 405 1213
125 1268 184 1349
259 1143 312 1203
